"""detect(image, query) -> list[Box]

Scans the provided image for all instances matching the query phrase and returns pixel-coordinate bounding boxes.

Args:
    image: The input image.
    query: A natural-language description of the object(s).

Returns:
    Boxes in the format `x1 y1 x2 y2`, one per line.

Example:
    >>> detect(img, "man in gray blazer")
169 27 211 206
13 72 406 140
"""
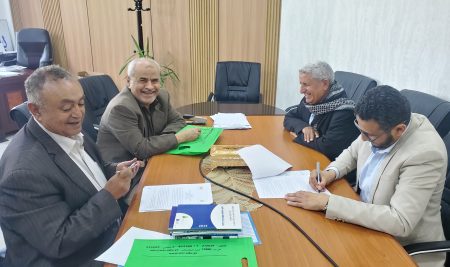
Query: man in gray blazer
97 58 200 201
285 86 447 267
0 65 141 267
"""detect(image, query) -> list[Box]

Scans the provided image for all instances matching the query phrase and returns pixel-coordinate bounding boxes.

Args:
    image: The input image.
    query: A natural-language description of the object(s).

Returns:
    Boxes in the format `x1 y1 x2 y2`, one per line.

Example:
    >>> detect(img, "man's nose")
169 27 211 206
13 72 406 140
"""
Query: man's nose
145 80 154 89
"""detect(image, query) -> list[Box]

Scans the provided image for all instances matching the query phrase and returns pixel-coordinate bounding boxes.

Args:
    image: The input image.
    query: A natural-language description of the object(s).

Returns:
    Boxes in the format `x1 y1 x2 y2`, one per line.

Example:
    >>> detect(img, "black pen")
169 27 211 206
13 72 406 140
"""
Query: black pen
316 162 321 193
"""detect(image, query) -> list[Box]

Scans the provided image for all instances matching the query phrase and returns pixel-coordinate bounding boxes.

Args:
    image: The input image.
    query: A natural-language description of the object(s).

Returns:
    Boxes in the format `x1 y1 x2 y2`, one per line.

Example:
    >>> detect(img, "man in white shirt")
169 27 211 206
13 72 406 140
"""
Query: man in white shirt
0 65 142 267
285 86 447 267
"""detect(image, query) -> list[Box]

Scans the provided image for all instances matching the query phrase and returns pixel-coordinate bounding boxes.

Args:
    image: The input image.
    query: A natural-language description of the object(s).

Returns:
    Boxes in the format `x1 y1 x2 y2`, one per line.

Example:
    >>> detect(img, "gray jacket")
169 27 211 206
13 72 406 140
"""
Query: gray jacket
97 88 185 163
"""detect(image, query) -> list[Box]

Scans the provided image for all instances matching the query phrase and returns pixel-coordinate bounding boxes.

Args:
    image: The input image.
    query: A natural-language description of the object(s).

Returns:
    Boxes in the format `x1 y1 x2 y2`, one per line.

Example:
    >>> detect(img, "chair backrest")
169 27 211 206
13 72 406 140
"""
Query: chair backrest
443 171 450 241
442 132 450 241
400 89 450 138
9 101 31 129
214 61 261 103
79 75 119 141
16 28 52 69
334 71 377 103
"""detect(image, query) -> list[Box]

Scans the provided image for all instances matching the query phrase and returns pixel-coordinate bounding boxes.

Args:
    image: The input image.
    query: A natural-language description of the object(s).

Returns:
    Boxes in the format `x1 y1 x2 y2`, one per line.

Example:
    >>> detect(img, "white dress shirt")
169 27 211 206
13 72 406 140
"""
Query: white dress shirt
34 118 107 191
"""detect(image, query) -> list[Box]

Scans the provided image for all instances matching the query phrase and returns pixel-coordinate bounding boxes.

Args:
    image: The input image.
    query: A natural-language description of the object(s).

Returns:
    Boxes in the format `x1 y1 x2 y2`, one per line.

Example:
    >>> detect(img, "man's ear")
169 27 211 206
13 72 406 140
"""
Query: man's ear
28 102 40 118
392 123 407 139
322 79 330 90
126 76 131 86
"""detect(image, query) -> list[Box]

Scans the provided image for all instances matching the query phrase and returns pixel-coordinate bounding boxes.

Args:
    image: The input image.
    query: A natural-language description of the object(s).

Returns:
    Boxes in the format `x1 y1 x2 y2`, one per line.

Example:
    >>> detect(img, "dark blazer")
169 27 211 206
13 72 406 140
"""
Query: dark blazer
0 119 122 267
284 101 359 160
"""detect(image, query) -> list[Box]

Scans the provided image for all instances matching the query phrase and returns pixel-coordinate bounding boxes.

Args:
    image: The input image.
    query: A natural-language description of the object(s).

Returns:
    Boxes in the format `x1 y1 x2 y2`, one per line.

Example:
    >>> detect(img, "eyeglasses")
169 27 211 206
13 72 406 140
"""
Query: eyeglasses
353 119 385 143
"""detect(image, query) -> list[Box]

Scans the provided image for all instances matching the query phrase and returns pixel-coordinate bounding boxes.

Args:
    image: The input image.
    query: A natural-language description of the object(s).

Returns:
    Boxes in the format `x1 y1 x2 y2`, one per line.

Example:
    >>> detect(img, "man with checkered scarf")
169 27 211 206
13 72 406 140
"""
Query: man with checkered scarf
284 61 359 161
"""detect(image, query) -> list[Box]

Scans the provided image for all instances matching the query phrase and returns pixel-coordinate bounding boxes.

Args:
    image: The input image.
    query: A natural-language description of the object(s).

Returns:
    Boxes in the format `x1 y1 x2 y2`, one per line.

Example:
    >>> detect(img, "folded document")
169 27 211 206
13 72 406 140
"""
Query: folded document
210 113 252 129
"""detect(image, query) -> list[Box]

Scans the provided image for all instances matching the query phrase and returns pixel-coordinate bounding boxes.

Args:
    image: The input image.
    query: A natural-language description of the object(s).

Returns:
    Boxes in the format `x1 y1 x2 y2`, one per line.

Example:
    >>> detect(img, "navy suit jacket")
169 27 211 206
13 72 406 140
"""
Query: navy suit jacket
0 118 122 267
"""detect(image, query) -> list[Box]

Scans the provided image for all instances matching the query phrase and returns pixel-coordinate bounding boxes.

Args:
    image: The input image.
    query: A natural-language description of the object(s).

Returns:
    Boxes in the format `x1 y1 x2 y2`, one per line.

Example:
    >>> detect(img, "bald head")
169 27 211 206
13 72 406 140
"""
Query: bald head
127 58 161 78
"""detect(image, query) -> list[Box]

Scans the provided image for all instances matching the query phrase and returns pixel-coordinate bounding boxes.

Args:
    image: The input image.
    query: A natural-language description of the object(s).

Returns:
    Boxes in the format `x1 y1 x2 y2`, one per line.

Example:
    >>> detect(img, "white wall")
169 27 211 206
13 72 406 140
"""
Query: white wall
276 0 450 110
0 0 15 50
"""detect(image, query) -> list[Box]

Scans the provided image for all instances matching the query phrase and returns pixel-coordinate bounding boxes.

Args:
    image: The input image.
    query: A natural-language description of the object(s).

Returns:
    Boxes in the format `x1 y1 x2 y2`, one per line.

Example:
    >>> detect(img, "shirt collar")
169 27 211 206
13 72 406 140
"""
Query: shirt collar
33 117 84 155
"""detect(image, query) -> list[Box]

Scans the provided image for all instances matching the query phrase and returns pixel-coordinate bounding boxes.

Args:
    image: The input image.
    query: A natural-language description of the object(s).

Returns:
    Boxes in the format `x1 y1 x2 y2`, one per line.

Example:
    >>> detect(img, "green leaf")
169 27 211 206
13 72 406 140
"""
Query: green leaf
131 35 144 57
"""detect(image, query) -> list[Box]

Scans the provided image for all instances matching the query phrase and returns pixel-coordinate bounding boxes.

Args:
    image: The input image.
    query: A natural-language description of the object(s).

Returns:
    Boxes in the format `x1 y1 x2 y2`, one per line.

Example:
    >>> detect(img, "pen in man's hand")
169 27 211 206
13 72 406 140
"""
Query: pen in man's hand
316 161 322 193
128 161 139 169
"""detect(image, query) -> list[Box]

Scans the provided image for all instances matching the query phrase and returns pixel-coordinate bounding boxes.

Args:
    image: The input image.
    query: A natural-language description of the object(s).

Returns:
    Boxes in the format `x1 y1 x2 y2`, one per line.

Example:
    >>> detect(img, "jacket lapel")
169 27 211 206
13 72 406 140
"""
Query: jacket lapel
27 119 98 195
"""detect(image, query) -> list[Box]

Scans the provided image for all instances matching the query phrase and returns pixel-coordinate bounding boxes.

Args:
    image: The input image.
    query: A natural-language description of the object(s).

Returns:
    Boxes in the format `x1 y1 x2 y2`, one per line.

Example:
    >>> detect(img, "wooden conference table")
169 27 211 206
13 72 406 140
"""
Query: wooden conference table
107 116 415 267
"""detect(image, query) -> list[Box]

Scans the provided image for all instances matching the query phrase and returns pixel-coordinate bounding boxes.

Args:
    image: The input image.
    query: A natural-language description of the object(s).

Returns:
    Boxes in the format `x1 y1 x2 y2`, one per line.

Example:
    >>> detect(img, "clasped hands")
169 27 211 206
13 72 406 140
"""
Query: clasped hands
290 126 319 143
105 158 145 199
284 169 336 211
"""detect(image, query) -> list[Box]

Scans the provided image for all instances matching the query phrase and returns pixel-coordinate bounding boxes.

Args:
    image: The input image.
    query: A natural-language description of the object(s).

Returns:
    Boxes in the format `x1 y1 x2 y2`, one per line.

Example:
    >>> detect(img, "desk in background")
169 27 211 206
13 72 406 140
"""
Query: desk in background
177 102 286 116
0 69 32 141
107 116 415 267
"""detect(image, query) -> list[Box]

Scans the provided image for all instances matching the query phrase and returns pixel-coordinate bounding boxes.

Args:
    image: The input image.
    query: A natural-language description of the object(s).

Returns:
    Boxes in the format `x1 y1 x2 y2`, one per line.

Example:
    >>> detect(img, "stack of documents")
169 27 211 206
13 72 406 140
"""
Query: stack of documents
168 204 242 237
237 145 330 197
139 183 213 212
96 216 261 266
210 113 252 129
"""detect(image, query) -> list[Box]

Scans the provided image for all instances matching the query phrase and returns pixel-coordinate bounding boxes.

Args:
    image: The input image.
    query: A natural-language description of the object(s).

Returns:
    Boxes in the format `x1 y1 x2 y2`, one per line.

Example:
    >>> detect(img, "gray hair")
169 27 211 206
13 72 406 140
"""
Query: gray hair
299 61 334 82
25 65 74 106
127 58 161 77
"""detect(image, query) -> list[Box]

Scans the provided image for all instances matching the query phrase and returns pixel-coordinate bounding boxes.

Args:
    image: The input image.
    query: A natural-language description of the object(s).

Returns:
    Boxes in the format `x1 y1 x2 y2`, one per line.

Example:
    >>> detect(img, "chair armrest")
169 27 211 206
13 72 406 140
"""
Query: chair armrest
207 92 214 102
404 240 450 256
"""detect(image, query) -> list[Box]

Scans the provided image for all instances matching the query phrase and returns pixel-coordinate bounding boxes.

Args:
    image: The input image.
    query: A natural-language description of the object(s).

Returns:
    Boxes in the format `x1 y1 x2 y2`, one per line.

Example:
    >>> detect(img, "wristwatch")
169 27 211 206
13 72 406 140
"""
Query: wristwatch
322 200 329 212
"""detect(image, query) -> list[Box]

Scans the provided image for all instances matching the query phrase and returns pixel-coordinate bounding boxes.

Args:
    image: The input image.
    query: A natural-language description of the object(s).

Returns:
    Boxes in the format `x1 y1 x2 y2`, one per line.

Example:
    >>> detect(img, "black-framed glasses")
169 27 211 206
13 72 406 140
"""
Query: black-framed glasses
353 119 385 143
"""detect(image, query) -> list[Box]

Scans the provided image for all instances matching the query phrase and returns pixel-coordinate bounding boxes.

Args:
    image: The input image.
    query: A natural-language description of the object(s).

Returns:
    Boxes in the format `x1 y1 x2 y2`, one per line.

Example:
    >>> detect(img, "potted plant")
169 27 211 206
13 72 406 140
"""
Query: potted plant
120 36 179 88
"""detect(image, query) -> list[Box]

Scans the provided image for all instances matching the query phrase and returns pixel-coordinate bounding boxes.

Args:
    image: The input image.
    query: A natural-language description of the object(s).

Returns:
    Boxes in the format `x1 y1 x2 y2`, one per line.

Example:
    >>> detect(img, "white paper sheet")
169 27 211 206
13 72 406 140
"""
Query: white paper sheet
95 227 172 266
237 144 292 179
253 170 331 198
210 113 252 129
139 183 213 212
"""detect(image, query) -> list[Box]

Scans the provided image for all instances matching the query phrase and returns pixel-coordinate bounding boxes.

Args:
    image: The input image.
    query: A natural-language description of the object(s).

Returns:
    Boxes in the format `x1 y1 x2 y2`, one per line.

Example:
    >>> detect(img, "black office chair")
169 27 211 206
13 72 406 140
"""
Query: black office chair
9 101 31 129
208 61 261 103
334 71 377 103
404 131 450 266
79 75 119 141
400 89 450 138
16 28 53 69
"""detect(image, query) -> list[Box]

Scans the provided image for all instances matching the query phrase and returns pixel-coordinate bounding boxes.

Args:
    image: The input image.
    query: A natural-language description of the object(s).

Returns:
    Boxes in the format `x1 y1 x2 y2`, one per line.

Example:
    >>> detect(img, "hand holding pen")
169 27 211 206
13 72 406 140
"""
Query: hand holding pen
309 162 336 192
316 162 323 193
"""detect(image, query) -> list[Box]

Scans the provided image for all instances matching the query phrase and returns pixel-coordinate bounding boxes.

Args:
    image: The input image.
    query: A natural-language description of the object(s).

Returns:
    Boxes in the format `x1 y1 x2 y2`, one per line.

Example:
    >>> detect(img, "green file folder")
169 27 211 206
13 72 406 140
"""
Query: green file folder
124 237 258 267
166 125 223 155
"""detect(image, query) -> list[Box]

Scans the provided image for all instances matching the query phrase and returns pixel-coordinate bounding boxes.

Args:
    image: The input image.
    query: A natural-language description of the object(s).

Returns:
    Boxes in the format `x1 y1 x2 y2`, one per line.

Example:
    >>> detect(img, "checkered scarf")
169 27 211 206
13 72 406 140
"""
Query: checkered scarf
304 81 355 115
